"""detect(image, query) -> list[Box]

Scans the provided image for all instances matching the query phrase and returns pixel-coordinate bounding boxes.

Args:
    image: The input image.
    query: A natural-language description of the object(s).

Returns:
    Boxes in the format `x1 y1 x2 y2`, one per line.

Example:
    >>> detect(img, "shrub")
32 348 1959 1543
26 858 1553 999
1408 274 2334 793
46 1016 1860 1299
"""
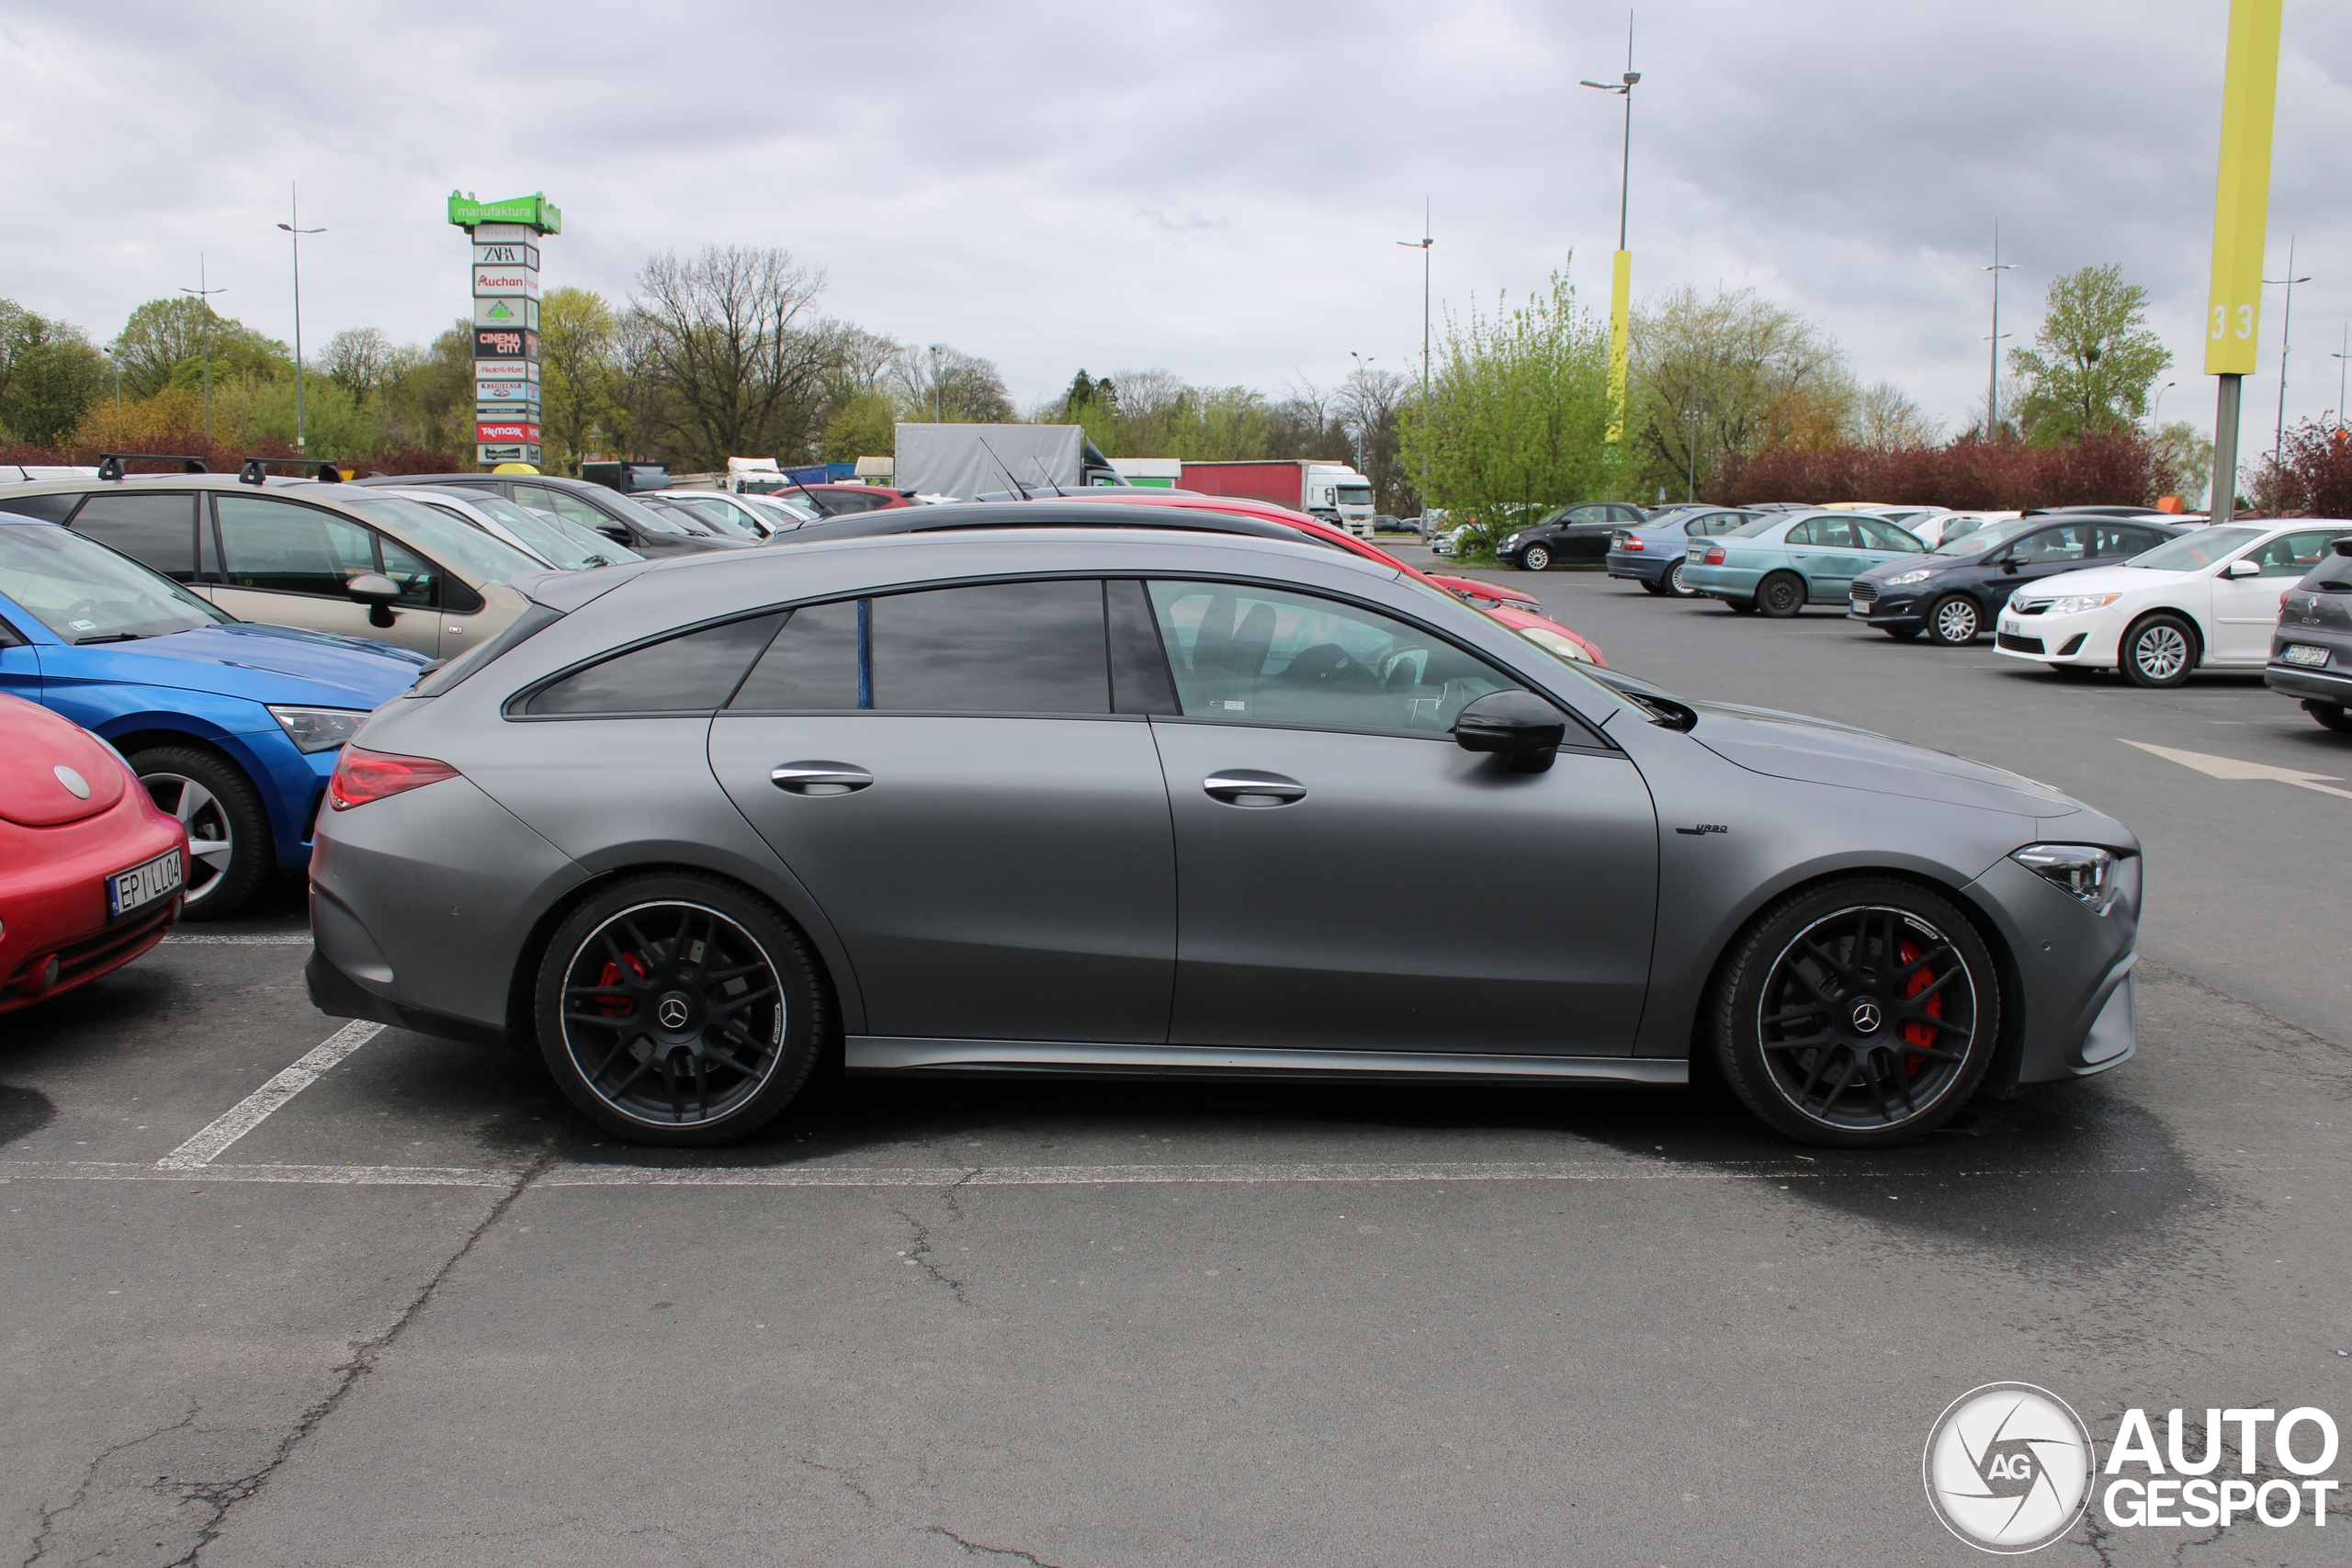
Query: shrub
1707 432 2159 512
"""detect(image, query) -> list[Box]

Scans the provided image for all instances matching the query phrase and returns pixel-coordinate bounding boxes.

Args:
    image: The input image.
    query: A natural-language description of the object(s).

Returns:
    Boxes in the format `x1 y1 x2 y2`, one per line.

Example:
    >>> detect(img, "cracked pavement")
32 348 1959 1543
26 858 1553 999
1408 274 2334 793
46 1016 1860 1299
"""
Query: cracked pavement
4 566 2348 1565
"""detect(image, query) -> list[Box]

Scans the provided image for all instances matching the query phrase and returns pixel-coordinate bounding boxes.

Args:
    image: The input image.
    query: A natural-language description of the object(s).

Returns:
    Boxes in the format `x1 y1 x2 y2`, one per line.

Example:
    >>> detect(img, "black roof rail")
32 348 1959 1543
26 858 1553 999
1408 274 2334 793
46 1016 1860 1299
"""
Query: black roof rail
96 453 209 481
236 457 345 486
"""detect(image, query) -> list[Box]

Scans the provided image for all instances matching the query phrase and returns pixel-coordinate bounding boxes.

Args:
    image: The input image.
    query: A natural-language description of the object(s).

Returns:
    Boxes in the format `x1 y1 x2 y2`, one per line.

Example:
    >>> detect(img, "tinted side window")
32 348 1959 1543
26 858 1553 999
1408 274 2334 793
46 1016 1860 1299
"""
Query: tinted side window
68 492 198 579
2256 530 2347 578
1144 581 1518 735
514 483 614 533
3 492 83 524
2012 525 2088 563
2307 545 2352 592
379 536 441 609
1786 519 1818 547
2099 525 2163 557
1856 518 1923 552
215 494 375 595
731 581 1113 714
526 614 784 716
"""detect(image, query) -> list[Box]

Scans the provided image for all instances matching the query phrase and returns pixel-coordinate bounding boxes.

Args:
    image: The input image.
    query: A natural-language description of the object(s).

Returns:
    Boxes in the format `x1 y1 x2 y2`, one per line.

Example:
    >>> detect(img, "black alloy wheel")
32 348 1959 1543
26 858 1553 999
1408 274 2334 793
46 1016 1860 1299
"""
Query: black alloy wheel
1666 559 1697 598
130 746 271 919
1927 593 1981 647
536 874 826 1145
1710 881 1999 1147
2306 699 2352 734
1757 571 1807 618
2120 612 2197 688
1521 543 1553 571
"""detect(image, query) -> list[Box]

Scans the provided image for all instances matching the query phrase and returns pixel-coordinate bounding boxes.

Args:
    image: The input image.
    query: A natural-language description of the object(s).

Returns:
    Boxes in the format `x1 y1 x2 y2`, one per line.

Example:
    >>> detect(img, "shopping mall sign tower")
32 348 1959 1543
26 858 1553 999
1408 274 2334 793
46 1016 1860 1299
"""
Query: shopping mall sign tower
448 190 561 468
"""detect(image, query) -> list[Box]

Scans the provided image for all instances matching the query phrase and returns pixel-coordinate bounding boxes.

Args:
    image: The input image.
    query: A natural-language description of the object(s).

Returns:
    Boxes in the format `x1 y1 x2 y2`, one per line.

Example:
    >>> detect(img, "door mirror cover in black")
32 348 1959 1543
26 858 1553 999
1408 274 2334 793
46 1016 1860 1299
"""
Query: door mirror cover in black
1453 691 1567 771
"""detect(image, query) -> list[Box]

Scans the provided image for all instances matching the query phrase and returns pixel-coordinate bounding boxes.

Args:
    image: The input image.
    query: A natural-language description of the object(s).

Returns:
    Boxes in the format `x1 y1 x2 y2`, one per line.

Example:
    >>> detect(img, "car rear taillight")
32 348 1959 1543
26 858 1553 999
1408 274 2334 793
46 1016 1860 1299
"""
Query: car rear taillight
328 748 461 811
1703 546 1727 566
1622 536 1645 551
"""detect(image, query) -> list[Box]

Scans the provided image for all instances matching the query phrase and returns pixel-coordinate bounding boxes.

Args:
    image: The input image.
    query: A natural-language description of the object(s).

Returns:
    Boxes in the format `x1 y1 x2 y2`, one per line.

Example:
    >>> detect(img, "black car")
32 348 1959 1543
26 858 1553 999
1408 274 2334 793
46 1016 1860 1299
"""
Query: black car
353 472 750 557
2267 536 2352 733
1847 515 2185 647
1496 501 1650 570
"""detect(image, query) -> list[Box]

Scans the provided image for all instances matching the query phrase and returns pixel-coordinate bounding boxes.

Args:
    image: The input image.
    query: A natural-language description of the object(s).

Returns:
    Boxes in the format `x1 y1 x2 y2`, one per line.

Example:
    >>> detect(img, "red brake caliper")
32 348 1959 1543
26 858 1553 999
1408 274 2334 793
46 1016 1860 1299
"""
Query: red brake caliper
1895 938 1941 1073
594 952 649 1018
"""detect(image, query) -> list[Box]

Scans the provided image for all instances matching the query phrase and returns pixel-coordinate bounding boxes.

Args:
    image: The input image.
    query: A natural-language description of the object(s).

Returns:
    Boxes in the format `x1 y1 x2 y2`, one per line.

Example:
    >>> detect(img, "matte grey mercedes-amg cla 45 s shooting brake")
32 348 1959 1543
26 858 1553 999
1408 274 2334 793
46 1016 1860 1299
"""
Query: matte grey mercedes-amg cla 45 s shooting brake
307 512 2143 1149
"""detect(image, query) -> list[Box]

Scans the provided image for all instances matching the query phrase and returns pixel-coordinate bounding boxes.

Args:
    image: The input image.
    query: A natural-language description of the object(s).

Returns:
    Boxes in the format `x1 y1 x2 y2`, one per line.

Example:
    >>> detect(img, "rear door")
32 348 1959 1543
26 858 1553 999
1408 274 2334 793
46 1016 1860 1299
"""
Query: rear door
2213 529 2344 662
1784 516 1874 599
1996 524 2094 599
709 578 1177 1043
1136 580 1657 1055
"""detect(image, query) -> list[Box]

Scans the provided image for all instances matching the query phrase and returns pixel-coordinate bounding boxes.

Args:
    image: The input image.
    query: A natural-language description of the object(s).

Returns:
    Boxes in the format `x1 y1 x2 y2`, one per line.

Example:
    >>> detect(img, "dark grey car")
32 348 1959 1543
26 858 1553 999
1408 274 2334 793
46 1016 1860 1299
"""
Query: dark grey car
2266 536 2352 733
307 517 2143 1150
353 472 749 558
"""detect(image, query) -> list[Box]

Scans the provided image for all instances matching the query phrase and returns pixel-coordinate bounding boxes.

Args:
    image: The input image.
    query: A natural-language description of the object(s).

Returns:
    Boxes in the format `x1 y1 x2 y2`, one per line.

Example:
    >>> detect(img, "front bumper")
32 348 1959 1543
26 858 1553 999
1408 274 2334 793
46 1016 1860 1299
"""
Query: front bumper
1846 591 1925 630
1962 852 2143 1088
1993 607 2111 663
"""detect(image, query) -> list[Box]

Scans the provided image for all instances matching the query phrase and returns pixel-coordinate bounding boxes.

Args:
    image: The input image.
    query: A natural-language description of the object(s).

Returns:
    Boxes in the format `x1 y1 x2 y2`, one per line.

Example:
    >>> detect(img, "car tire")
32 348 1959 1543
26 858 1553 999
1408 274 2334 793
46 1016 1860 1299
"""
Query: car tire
534 873 829 1146
1722 596 1758 615
1521 544 1552 571
1666 560 1697 598
130 746 273 920
1926 594 1981 647
1639 577 1669 596
1708 878 2002 1148
2120 612 2197 688
2305 699 2352 734
1757 571 1806 618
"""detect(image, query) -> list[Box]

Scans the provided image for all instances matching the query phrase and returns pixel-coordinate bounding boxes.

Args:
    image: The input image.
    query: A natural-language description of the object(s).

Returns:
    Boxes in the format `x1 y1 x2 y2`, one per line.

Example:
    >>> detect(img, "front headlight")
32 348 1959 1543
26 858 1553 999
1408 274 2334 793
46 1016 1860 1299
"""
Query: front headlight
1515 625 1591 663
267 705 368 754
1887 569 1935 586
2012 844 2123 913
2045 592 2120 616
1502 534 1522 547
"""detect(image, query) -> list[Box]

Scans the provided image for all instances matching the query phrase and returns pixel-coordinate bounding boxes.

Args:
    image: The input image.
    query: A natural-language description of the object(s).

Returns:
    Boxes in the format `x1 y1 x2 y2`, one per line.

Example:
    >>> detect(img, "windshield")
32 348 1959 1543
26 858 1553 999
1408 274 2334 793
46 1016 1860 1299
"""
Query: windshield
2130 525 2263 572
413 490 640 570
664 496 765 539
1933 516 2040 556
339 494 548 585
0 522 230 642
740 494 814 529
596 489 695 536
1335 485 1374 504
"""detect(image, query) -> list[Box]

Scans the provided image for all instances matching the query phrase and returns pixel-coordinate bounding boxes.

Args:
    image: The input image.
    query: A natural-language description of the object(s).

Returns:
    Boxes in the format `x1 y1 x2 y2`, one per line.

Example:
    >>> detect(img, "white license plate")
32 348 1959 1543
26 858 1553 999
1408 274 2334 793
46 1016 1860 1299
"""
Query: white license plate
2000 620 2022 636
106 849 183 919
2281 644 2332 668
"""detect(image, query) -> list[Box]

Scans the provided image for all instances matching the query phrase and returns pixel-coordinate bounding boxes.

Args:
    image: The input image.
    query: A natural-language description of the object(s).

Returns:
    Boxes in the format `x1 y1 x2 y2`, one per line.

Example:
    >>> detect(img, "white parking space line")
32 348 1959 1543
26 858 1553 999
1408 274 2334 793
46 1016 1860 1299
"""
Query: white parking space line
0 1156 2245 1190
160 933 313 945
155 1021 385 1169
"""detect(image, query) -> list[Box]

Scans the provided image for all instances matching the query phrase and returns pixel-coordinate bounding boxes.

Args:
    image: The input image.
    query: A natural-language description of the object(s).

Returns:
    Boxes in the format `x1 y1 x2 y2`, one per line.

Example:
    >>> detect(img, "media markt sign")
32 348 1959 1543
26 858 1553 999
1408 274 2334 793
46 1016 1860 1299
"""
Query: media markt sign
447 190 559 468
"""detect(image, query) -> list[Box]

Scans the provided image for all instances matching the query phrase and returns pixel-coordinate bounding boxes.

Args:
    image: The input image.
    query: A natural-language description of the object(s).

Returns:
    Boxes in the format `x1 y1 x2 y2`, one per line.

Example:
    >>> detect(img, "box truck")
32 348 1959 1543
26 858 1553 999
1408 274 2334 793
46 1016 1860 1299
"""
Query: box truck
1178 460 1376 536
895 423 1123 501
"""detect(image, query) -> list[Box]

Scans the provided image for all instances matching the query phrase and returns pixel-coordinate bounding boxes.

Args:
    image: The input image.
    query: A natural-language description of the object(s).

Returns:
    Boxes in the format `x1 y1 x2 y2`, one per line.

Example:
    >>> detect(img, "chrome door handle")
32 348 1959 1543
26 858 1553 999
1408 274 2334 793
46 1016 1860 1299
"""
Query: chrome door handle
771 761 873 795
1203 770 1306 807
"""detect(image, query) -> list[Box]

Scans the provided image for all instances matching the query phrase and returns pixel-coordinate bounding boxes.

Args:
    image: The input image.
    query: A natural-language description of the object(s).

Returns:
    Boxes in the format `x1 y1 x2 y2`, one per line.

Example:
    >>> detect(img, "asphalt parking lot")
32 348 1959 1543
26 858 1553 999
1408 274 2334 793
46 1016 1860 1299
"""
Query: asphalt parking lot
6 556 2348 1567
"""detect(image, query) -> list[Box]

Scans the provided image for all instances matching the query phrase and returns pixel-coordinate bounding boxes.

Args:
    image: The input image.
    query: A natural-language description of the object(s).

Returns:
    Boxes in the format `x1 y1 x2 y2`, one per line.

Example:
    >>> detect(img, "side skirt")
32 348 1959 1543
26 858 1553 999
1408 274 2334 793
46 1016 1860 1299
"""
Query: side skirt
846 1037 1687 1085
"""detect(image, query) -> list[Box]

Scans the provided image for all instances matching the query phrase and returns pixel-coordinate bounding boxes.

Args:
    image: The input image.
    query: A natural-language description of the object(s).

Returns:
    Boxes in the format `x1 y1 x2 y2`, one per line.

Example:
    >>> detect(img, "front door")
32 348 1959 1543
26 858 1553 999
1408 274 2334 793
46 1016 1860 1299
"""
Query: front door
208 492 444 655
1136 581 1658 1055
709 580 1177 1043
2213 528 2344 662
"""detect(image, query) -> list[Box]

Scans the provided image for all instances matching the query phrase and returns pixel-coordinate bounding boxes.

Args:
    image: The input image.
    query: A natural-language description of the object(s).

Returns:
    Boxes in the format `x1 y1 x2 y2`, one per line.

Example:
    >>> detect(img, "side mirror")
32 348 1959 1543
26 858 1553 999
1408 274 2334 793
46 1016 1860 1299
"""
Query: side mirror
1453 691 1567 773
2224 558 2262 579
1996 557 2018 573
345 571 401 629
596 522 631 543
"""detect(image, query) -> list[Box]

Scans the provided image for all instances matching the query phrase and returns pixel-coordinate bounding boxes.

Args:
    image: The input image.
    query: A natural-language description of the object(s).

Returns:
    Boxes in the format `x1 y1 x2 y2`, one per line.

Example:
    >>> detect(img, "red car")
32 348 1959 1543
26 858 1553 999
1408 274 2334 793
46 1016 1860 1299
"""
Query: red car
0 695 187 1013
783 483 917 517
1039 490 1605 664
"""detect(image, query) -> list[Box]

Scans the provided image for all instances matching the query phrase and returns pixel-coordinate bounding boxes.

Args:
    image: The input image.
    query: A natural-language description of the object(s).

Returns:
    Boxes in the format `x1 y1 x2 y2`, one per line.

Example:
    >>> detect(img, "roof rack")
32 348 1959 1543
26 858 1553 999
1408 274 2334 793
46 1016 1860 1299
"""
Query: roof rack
236 457 345 486
96 453 209 481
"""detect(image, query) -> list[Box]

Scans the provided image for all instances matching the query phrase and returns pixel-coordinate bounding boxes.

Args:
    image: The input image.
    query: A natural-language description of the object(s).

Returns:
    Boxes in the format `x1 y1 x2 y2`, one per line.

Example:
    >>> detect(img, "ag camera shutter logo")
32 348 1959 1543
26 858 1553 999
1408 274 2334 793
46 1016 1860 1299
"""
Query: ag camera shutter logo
1923 1383 2095 1552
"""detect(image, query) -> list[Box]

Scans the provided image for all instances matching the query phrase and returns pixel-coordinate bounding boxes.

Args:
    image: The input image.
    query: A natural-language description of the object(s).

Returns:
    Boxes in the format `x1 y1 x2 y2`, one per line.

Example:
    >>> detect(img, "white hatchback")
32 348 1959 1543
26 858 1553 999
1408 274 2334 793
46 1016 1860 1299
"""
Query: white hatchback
1993 520 2352 687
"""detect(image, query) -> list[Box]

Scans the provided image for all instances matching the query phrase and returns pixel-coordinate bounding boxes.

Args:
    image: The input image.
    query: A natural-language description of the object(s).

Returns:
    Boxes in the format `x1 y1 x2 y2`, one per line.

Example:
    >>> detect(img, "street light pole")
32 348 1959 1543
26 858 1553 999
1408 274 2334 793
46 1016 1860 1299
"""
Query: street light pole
1981 222 2017 439
1396 201 1433 516
2331 323 2349 433
1581 14 1641 451
101 347 120 410
1682 407 1702 501
178 256 227 442
2149 380 2176 431
277 183 326 454
2263 234 2311 464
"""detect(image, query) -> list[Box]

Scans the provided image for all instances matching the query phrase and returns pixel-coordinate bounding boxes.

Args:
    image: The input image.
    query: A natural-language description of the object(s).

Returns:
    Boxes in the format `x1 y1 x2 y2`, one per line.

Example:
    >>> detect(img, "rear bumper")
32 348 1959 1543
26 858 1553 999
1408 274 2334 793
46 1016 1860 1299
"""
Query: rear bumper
306 945 510 1049
2264 661 2352 704
1679 565 1759 598
1604 551 1670 582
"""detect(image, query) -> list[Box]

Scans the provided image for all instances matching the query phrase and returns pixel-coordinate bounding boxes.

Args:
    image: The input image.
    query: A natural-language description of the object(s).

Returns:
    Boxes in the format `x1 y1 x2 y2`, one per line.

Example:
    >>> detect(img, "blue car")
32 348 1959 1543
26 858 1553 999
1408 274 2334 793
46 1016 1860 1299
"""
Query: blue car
1603 507 1761 597
0 515 428 917
1678 509 1930 616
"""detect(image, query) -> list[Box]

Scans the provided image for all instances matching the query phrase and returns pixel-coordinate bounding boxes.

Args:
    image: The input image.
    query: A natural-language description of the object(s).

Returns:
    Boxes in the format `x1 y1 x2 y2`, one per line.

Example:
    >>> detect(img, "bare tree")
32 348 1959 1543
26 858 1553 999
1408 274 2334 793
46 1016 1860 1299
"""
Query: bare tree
1854 381 1942 451
888 344 1013 423
627 246 836 467
1336 367 1414 513
320 327 398 400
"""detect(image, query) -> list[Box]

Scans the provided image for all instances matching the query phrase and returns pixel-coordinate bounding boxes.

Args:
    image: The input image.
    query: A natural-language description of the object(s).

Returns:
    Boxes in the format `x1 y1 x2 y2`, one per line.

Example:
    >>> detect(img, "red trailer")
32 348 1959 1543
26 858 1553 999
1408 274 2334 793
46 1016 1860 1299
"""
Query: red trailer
1179 459 1376 536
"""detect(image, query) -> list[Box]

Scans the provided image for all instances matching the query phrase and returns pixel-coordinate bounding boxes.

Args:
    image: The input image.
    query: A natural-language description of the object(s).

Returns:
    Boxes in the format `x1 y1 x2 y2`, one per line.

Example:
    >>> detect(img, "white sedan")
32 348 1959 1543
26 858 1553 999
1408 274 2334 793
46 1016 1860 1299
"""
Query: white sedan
1994 520 2351 687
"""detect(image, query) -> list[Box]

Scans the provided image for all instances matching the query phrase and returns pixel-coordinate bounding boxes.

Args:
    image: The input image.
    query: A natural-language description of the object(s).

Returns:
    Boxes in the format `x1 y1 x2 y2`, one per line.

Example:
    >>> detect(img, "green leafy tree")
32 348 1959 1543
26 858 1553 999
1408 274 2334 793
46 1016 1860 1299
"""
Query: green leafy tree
1626 285 1853 502
819 388 897 463
538 287 628 474
1398 263 1618 536
2008 265 2173 444
112 298 289 397
0 300 107 445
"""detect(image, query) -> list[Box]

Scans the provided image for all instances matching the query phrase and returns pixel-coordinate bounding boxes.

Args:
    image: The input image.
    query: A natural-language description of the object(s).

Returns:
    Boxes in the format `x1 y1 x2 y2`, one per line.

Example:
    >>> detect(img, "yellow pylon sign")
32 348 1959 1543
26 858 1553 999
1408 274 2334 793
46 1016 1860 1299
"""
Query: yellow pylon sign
2204 0 2282 377
1607 250 1632 445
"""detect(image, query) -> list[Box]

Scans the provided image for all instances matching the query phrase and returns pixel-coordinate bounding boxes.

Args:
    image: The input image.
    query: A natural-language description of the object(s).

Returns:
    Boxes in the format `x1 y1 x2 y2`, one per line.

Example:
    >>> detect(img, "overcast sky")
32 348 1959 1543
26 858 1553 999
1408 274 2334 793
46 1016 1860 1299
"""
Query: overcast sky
5 1 2349 446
